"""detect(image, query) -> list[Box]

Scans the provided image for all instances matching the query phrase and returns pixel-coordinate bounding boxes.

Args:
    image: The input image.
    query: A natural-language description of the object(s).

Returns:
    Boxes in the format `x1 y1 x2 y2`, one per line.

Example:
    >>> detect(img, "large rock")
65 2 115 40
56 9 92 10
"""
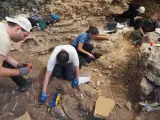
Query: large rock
94 96 116 119
139 42 160 96
147 32 159 42
145 72 160 86
51 106 68 120
62 94 87 120
140 77 155 96
78 84 98 98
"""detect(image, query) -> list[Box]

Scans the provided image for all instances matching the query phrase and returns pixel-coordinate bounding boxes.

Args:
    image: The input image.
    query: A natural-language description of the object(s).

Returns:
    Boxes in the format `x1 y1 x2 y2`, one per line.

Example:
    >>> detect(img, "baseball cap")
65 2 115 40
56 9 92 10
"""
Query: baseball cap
5 16 32 32
137 6 145 14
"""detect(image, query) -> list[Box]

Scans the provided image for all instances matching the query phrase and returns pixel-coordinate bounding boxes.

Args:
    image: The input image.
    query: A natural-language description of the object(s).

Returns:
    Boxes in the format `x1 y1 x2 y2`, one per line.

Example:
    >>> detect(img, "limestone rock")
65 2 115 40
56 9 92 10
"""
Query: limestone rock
60 83 72 95
78 84 98 98
94 96 115 119
145 72 160 86
147 32 160 42
125 101 132 111
14 112 31 120
51 106 68 119
62 95 86 120
140 77 155 96
96 80 101 87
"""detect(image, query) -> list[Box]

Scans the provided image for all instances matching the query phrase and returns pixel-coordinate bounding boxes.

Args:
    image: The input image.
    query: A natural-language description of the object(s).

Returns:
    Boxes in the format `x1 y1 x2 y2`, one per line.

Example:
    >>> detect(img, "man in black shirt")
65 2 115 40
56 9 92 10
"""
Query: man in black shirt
132 12 159 46
115 3 145 26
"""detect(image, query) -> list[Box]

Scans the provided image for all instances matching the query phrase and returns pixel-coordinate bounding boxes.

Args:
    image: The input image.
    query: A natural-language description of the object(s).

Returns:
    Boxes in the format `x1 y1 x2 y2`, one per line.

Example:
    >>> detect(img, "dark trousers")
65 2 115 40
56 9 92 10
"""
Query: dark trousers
76 43 93 63
52 63 75 80
3 62 28 87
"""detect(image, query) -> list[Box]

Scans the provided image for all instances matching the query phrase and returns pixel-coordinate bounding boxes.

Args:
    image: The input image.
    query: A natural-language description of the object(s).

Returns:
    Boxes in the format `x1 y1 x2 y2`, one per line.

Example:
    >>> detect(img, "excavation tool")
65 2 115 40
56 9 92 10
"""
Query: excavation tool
139 102 160 112
47 91 61 112
27 64 38 107
8 101 18 116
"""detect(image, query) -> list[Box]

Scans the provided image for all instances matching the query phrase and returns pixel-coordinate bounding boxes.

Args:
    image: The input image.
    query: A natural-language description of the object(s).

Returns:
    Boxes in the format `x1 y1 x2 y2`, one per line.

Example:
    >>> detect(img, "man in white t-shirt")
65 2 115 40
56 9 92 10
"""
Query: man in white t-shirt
40 45 80 103
0 16 33 92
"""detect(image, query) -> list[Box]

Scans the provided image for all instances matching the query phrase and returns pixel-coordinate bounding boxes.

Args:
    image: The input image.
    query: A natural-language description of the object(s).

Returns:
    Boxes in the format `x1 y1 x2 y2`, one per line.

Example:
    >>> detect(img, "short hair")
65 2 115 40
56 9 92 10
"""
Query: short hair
7 21 17 27
56 50 69 65
151 12 159 17
7 21 27 32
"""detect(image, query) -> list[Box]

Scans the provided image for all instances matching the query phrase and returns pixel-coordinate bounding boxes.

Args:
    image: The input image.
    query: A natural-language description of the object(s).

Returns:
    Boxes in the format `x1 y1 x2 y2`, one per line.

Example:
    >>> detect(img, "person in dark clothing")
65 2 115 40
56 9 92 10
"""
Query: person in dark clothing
132 12 159 46
115 3 145 26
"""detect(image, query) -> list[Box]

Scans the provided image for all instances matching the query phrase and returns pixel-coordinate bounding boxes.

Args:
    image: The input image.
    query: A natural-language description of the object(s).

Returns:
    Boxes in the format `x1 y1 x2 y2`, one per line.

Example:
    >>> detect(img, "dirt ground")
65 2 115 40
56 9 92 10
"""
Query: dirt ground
0 26 142 120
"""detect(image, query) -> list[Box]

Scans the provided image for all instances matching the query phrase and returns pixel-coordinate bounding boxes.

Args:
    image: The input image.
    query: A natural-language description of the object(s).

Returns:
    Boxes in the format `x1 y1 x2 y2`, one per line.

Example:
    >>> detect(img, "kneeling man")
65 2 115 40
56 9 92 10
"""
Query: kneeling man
40 45 79 103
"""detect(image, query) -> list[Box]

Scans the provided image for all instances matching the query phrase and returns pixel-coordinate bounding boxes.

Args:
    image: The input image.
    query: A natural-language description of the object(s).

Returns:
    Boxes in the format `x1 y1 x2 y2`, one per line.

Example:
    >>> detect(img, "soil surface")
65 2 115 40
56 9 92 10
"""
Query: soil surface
0 27 140 120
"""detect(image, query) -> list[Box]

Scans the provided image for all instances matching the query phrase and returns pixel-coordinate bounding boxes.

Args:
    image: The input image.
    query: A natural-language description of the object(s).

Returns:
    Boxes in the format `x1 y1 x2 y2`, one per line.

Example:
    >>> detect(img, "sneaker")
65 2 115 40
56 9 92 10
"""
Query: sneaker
81 61 89 66
19 78 32 92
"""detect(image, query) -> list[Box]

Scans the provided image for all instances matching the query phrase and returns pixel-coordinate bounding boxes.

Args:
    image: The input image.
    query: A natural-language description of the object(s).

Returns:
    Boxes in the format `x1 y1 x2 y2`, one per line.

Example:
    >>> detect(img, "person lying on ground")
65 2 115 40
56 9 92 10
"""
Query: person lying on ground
132 12 159 46
114 3 145 27
71 26 103 66
40 45 80 103
0 16 32 92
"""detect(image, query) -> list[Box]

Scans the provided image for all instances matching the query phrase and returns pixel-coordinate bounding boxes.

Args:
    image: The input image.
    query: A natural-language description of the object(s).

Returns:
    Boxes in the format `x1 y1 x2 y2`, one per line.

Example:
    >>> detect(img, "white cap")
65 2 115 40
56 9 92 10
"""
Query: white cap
6 16 32 32
137 6 145 14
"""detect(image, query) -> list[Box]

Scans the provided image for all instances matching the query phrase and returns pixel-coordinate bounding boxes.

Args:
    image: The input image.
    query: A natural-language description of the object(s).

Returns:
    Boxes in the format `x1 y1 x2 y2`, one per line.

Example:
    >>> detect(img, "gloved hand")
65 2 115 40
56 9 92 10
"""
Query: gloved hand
19 67 30 76
72 79 79 88
40 92 47 104
17 62 29 68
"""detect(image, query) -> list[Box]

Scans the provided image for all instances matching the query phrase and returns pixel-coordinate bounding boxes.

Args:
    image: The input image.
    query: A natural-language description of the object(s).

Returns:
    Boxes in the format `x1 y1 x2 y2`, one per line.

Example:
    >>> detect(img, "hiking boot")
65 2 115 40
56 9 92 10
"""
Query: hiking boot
19 78 32 92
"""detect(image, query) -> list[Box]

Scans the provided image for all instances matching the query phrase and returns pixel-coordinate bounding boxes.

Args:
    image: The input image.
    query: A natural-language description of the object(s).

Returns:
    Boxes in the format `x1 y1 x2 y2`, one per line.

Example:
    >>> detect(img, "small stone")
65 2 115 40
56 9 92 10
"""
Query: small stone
80 94 84 100
120 73 124 77
98 73 103 77
116 102 122 108
103 70 111 74
16 87 19 90
100 79 105 84
2 104 8 111
96 80 101 87
114 74 117 77
125 101 132 111
26 92 30 96
108 65 113 69
93 69 99 72
12 90 15 94
107 80 111 84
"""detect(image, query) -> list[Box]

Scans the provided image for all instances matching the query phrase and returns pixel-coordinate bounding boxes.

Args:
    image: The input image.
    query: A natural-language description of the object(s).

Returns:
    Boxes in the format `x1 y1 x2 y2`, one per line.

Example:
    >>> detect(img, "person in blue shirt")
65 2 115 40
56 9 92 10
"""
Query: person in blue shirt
72 26 99 66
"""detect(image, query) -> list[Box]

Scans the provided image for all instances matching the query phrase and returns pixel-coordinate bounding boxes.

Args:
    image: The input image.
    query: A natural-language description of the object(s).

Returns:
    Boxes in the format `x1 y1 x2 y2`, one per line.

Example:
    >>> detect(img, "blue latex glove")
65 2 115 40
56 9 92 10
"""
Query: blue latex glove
72 79 79 88
40 92 47 104
51 14 60 19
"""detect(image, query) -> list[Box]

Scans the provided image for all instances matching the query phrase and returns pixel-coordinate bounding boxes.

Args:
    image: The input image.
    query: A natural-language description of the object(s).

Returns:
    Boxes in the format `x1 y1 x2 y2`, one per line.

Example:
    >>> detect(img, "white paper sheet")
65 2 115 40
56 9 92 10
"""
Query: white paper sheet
79 76 91 84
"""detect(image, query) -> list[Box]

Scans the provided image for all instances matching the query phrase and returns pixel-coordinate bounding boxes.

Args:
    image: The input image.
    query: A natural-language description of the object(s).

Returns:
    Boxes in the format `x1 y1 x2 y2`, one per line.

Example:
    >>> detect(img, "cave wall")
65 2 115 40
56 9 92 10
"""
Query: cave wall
0 0 131 20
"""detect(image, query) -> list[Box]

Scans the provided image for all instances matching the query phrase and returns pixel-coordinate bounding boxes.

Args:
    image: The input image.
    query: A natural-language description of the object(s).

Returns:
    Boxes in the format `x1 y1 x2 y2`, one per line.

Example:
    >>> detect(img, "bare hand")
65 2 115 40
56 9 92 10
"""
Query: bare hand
88 53 95 59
